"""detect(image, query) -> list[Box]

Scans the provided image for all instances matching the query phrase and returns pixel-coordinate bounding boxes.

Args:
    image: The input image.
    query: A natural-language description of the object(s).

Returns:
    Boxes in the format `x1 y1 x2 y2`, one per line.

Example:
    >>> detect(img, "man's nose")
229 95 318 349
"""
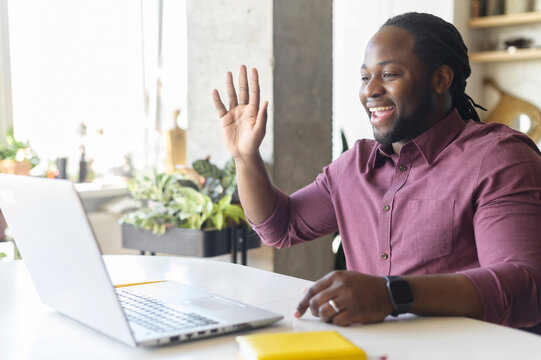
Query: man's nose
362 77 384 99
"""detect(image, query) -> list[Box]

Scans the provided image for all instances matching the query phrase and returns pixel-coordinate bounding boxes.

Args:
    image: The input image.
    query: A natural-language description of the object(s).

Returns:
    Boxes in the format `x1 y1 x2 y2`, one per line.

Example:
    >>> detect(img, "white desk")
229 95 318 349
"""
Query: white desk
1 255 540 359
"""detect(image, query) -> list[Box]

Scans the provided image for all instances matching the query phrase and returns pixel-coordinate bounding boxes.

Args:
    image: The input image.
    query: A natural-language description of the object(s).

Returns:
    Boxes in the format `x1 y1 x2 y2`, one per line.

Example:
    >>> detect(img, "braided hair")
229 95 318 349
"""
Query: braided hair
383 12 486 122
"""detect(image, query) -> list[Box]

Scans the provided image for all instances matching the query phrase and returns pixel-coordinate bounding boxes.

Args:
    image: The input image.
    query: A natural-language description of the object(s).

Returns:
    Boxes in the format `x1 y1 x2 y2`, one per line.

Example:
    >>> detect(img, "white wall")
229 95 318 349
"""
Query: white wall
333 0 456 158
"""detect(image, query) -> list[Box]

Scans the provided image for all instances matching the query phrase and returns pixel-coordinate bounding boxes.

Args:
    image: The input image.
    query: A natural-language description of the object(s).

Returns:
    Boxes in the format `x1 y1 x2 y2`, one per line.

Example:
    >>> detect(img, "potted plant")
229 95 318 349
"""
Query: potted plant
0 129 38 260
120 158 260 260
0 128 40 175
0 210 8 261
0 211 20 262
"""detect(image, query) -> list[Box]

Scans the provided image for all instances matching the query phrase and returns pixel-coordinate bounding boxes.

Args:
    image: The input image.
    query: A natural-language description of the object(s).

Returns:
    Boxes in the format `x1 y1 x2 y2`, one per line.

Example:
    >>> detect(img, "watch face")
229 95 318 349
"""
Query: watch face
390 279 413 304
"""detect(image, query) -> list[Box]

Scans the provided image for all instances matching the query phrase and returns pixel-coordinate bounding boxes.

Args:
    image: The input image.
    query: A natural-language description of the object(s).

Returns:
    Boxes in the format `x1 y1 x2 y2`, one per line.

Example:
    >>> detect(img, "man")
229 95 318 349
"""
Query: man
211 12 541 329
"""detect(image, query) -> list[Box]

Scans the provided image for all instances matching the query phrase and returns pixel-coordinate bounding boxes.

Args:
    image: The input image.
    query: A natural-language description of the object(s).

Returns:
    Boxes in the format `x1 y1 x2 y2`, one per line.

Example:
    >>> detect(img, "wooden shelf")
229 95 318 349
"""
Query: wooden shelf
468 11 541 28
470 48 541 63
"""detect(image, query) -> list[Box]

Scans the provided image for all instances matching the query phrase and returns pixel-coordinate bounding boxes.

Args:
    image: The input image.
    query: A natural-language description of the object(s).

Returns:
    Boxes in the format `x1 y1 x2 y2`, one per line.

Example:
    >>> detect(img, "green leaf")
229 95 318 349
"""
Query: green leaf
225 205 245 224
214 211 224 230
193 159 223 179
224 157 236 175
218 193 232 210
221 173 236 190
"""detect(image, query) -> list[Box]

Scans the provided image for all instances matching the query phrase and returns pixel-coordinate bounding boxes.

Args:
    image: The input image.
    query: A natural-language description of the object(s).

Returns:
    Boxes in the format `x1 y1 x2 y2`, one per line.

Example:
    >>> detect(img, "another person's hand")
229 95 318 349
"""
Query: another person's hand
212 65 268 160
294 271 394 326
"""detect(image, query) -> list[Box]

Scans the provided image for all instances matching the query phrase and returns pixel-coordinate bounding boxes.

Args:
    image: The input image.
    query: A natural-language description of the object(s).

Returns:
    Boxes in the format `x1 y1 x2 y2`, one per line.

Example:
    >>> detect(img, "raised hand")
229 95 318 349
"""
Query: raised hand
212 65 268 160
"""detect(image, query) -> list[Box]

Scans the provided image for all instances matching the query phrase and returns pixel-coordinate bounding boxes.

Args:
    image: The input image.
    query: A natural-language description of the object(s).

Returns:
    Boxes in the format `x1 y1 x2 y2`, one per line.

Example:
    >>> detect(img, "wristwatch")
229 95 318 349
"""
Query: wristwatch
384 275 413 317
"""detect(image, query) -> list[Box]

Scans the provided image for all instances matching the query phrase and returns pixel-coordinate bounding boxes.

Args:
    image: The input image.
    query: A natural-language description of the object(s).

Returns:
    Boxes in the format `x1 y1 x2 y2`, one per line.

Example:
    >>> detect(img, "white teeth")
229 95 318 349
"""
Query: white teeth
369 106 394 112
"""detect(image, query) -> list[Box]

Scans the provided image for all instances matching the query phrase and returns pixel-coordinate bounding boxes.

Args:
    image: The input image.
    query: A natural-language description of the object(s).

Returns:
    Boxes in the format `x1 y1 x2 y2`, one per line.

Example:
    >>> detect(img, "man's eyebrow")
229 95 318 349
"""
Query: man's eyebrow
361 60 403 70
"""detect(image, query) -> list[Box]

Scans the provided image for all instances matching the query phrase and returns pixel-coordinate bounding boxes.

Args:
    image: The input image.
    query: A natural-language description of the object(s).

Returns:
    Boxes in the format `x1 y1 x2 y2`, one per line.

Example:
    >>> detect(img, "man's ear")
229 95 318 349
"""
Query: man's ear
432 65 454 94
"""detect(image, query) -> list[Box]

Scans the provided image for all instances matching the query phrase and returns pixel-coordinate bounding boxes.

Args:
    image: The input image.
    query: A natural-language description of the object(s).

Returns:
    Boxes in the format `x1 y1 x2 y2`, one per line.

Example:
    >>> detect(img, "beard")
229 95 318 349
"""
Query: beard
373 84 434 145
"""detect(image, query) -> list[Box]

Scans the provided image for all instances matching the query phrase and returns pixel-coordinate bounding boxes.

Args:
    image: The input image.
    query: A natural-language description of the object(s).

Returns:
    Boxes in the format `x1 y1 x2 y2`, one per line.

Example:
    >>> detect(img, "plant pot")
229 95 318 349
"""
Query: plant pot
0 160 32 175
121 223 260 258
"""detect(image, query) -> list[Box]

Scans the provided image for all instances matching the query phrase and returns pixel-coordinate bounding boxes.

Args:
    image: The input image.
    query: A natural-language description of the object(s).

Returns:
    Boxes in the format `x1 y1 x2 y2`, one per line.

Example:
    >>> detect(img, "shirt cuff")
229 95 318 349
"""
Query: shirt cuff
249 188 291 248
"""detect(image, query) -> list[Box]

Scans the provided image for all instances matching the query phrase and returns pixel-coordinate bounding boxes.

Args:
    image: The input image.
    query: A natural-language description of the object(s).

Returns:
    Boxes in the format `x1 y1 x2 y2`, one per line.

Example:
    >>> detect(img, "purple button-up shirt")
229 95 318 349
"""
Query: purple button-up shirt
253 109 541 328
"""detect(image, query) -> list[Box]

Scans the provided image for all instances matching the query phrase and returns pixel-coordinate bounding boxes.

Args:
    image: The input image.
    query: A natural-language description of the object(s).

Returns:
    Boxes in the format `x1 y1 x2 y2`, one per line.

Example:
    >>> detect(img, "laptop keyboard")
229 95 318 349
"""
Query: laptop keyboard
117 289 219 333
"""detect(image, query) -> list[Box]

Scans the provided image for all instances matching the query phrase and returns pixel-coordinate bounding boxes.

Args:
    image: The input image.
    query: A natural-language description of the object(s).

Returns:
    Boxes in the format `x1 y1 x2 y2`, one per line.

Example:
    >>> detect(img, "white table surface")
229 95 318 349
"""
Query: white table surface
1 255 540 359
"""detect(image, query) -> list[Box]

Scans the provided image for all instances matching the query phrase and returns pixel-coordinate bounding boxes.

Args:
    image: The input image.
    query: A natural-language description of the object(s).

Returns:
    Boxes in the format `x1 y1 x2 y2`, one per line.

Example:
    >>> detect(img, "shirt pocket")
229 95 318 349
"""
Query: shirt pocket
403 199 454 262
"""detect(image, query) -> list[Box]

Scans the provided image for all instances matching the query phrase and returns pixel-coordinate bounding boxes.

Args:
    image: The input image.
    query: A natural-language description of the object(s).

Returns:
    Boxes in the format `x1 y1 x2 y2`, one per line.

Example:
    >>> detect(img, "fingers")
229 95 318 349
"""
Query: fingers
294 274 334 318
308 287 340 319
249 68 260 107
297 289 351 325
318 298 347 323
331 310 353 327
238 65 249 105
215 65 263 117
226 71 238 109
255 101 268 135
212 89 228 118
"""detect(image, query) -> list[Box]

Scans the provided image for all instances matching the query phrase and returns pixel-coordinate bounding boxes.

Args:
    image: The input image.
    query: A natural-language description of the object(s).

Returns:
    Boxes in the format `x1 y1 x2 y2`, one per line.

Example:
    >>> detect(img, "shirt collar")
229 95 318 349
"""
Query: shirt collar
374 143 394 168
374 108 466 166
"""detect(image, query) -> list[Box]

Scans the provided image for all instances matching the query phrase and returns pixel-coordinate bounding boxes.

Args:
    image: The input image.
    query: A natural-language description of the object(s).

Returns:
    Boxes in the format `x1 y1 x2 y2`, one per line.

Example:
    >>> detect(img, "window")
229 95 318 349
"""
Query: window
5 0 187 179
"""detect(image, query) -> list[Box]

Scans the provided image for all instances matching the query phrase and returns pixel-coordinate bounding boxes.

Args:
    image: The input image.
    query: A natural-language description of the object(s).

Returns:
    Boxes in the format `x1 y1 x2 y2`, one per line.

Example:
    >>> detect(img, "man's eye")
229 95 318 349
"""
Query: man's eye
383 73 398 78
361 75 370 81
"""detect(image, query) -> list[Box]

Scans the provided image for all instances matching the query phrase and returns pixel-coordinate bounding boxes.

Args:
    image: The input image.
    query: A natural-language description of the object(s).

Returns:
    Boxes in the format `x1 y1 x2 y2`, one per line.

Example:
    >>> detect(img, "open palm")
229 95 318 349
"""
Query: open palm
212 66 268 159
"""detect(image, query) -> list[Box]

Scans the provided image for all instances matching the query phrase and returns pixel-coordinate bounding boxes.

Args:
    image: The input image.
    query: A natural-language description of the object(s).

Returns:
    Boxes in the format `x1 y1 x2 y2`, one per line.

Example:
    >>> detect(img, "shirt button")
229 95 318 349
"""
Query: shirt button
383 204 390 212
381 253 389 260
399 165 407 172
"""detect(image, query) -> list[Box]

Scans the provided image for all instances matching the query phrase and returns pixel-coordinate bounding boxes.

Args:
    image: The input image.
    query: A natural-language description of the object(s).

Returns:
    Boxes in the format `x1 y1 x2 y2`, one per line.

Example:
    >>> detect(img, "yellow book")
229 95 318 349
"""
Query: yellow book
235 331 367 360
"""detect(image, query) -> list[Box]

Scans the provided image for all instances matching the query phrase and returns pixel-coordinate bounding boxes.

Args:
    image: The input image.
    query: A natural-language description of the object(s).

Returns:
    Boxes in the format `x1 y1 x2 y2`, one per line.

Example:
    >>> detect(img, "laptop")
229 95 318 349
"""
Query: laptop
0 174 282 347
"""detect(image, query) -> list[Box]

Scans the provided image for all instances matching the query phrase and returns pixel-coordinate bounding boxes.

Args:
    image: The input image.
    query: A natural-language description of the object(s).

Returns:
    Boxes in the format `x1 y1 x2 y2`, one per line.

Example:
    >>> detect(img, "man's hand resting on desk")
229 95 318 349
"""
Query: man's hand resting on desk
295 271 485 326
294 271 394 326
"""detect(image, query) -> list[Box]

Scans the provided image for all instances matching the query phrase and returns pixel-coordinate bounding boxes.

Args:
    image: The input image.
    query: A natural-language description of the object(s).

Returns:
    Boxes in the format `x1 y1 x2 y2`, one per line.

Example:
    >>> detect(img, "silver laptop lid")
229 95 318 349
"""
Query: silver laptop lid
0 175 135 346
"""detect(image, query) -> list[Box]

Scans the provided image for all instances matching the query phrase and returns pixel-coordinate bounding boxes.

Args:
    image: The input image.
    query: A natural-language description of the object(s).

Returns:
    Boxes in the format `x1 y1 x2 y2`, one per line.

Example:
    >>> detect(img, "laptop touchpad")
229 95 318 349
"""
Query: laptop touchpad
189 296 244 310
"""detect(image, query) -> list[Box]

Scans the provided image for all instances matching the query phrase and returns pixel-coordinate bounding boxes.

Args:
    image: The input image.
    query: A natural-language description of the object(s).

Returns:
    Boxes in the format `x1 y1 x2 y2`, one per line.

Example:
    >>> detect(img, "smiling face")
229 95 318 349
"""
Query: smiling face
360 26 438 149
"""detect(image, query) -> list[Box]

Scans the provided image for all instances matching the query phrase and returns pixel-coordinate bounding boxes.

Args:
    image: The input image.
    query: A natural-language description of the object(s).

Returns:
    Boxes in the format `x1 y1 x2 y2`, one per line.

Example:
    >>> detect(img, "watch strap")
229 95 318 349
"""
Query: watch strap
384 275 413 317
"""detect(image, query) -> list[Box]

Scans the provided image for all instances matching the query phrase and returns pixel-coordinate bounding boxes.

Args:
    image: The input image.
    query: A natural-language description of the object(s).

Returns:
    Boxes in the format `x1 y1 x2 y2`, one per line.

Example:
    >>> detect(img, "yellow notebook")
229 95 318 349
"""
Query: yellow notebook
235 331 367 360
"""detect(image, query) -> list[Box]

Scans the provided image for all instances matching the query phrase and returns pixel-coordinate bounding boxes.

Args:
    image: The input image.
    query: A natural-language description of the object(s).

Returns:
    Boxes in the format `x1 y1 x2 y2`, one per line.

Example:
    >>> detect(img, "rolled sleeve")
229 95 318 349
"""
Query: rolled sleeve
251 188 294 248
461 134 541 327
460 264 541 327
251 165 339 249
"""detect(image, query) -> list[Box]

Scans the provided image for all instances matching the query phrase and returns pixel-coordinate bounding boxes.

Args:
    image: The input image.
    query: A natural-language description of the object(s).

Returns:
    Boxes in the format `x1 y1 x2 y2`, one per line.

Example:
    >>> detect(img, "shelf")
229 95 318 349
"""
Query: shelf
470 48 541 63
468 11 541 28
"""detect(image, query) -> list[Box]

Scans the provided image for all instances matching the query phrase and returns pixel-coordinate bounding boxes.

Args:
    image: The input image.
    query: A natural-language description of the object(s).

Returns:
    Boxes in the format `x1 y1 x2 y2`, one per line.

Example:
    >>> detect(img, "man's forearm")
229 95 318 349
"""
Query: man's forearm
404 273 484 319
234 153 277 225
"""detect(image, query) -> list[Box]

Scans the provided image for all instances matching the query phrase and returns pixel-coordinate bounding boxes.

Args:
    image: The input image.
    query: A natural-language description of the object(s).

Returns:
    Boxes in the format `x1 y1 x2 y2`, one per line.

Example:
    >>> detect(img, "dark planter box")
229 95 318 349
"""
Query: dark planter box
121 223 260 258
